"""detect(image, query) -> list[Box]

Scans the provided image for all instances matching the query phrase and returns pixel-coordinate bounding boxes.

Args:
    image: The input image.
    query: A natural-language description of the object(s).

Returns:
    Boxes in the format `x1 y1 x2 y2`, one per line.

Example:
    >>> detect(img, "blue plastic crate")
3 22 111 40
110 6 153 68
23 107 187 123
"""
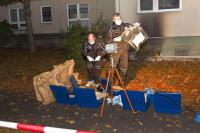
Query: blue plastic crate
49 85 76 105
101 79 112 95
69 75 79 88
154 92 181 114
120 90 150 112
194 113 200 124
113 90 123 96
147 94 154 106
73 87 103 108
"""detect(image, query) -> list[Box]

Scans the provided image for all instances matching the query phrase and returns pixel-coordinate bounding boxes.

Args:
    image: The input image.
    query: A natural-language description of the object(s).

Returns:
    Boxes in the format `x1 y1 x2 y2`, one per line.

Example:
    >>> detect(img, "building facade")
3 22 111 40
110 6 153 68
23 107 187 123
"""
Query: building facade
116 0 200 56
0 0 199 56
0 0 115 34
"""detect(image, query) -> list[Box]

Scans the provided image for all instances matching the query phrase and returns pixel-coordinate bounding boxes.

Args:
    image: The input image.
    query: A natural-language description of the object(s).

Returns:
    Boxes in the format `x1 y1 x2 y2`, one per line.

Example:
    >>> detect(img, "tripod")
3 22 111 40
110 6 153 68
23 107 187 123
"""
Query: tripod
100 55 137 118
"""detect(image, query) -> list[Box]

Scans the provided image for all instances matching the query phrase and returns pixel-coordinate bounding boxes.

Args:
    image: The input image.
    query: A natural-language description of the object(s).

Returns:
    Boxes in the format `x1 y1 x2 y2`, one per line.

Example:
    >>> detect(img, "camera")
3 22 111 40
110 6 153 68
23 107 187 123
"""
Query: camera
105 43 118 54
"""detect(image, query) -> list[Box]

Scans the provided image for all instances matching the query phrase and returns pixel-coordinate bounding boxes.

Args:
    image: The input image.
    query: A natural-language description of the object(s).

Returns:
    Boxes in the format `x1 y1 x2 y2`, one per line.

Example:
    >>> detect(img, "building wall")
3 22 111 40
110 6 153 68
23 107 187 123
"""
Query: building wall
0 0 115 34
96 0 115 20
117 0 200 56
117 0 200 37
0 7 9 21
31 0 97 34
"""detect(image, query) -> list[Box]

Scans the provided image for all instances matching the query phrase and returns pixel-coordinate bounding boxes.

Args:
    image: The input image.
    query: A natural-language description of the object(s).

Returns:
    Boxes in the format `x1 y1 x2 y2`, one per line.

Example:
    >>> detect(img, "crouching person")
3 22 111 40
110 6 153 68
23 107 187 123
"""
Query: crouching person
82 32 106 84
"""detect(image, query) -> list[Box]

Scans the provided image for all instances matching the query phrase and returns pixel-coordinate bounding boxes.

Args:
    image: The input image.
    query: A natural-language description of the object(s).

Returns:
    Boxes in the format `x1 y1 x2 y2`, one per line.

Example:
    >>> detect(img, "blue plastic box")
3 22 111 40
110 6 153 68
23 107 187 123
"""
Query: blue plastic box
49 85 76 105
73 87 103 108
194 113 200 124
120 90 150 112
154 92 181 114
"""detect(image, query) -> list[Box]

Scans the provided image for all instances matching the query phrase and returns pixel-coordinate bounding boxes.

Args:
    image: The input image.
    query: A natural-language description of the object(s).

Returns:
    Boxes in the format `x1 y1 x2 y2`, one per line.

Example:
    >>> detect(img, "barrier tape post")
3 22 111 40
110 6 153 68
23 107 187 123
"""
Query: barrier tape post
0 121 95 133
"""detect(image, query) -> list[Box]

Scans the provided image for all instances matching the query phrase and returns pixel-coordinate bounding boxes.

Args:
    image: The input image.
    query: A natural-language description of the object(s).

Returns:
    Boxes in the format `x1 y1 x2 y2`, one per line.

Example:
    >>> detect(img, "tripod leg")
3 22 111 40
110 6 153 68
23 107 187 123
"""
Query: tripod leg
100 67 111 118
114 67 136 114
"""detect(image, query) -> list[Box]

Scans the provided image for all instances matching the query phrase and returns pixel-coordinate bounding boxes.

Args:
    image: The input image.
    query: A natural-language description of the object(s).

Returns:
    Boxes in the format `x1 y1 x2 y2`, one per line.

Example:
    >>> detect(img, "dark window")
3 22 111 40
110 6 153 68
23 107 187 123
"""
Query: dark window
10 9 18 22
140 0 153 11
174 48 188 56
68 5 77 19
11 24 18 29
159 0 180 9
9 8 26 29
79 4 88 18
19 9 25 22
41 6 52 23
68 4 89 28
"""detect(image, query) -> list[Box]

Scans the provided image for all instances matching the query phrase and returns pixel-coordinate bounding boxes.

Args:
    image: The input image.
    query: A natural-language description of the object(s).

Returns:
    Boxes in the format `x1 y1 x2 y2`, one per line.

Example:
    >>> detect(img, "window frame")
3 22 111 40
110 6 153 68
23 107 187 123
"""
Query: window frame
40 5 53 24
67 3 89 27
8 8 26 30
137 0 182 13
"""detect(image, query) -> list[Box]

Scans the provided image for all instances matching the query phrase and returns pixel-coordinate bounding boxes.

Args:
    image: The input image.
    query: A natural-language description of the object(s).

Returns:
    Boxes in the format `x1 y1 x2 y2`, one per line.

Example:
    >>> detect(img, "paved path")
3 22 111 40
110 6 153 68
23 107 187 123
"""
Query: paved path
0 90 199 133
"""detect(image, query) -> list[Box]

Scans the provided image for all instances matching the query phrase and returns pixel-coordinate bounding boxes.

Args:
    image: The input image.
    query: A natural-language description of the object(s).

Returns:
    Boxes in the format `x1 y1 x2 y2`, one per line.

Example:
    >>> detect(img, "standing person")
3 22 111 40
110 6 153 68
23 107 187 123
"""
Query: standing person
106 12 131 82
82 32 106 84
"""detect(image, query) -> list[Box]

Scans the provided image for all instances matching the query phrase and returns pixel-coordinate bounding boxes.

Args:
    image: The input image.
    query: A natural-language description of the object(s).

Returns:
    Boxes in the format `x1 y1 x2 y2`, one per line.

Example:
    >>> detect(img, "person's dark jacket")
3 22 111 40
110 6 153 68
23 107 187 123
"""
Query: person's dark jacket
82 39 106 60
106 22 131 51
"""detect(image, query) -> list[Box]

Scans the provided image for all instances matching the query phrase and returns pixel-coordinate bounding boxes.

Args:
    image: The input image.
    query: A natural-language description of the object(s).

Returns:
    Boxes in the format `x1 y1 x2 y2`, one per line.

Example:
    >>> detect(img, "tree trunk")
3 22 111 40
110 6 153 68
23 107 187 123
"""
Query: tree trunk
23 0 35 52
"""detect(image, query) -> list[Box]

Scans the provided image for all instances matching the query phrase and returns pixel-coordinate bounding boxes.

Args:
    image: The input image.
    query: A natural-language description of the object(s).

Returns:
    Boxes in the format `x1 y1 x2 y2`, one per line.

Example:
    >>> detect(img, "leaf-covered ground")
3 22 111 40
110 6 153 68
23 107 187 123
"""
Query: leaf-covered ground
127 61 200 111
0 49 200 133
0 48 87 93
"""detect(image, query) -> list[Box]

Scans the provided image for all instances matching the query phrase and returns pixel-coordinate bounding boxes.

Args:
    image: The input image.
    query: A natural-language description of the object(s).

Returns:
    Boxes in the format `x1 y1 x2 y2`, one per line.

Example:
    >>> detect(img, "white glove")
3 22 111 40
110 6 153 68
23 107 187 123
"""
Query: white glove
113 36 122 42
95 56 101 61
87 56 94 62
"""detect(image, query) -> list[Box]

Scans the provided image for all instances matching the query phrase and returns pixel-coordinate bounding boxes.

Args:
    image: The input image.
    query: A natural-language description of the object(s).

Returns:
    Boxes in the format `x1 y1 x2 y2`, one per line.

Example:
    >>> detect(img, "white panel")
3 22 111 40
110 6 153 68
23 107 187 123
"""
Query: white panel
44 127 76 133
0 121 17 129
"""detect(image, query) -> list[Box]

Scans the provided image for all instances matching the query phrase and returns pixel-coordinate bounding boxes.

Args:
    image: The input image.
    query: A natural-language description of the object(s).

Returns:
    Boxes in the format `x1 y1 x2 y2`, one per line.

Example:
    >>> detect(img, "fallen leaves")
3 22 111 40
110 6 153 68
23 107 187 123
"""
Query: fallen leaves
127 61 200 110
137 121 143 126
11 108 19 112
69 120 75 124
104 124 112 128
56 116 64 120
0 95 4 102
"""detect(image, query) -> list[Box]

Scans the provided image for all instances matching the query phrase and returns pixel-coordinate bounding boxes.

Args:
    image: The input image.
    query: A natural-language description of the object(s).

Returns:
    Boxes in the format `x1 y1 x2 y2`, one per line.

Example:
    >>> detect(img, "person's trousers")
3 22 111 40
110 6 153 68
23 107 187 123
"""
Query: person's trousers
112 50 129 80
86 61 102 83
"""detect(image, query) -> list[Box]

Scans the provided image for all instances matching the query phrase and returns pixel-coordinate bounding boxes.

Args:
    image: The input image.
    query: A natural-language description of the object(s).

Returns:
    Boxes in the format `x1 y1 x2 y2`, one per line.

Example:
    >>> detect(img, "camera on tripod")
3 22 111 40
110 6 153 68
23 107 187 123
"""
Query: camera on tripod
105 43 118 54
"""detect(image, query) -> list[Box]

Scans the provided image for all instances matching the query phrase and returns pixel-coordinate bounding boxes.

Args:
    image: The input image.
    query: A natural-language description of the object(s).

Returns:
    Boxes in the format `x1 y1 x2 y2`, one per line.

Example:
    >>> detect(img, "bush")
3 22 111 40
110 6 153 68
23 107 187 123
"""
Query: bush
62 16 110 66
63 22 88 65
0 20 13 47
91 14 110 40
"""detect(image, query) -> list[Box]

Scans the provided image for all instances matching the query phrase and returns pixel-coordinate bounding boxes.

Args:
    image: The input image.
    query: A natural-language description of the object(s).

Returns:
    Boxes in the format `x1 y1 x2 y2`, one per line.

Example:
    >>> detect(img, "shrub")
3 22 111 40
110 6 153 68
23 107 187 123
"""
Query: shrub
91 14 110 40
63 22 88 65
0 20 13 47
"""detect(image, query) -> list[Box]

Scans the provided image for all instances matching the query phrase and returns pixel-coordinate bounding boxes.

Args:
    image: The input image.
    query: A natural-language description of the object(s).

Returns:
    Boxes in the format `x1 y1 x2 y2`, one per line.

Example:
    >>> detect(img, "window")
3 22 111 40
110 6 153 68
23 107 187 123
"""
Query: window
40 6 52 23
159 0 180 10
174 48 188 56
79 4 88 19
9 8 26 30
137 0 182 13
67 3 89 27
68 5 77 19
140 0 153 11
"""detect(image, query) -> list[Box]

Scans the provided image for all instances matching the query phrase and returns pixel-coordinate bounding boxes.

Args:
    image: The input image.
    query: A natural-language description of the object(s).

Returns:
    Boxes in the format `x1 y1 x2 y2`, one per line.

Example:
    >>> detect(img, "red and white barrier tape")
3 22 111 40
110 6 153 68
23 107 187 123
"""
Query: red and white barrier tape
0 121 95 133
